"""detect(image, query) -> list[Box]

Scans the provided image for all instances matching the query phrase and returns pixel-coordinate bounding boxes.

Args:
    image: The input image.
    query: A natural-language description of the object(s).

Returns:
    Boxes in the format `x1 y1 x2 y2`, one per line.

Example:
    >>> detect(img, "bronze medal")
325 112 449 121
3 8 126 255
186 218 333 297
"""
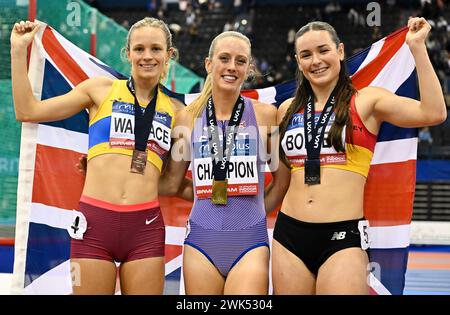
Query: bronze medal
212 179 228 205
304 159 321 185
130 149 147 174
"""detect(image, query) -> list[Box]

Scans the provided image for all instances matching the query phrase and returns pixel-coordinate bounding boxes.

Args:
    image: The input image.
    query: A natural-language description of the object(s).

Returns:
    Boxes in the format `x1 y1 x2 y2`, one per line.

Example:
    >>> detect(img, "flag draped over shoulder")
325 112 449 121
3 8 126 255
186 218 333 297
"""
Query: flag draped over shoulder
12 21 416 295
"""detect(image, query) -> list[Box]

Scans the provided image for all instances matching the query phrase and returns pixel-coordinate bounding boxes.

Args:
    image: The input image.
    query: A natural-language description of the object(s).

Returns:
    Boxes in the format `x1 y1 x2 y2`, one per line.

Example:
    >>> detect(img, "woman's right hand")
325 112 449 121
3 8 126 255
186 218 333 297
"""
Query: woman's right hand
76 155 87 175
10 20 40 51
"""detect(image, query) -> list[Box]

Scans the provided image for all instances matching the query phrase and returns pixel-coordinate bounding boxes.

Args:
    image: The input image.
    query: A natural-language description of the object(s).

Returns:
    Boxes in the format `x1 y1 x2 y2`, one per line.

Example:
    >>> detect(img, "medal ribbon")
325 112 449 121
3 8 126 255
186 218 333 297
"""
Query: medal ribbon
303 86 338 184
205 96 245 181
126 77 158 151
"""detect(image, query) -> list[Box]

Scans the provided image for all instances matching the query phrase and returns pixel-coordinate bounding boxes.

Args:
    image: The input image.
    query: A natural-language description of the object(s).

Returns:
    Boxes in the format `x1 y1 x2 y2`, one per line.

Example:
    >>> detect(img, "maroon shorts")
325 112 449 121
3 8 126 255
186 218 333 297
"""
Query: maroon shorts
70 195 165 263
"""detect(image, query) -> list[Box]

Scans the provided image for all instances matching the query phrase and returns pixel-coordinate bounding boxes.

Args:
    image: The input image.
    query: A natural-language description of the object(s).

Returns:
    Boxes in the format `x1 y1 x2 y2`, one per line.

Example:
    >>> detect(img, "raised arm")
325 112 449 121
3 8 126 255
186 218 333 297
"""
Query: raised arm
10 21 109 122
361 17 447 129
159 108 193 201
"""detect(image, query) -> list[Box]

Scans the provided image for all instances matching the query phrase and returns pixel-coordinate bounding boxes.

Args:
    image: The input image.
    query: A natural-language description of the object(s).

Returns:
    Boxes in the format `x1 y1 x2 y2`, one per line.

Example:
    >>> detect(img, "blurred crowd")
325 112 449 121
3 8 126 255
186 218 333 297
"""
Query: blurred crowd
100 0 450 149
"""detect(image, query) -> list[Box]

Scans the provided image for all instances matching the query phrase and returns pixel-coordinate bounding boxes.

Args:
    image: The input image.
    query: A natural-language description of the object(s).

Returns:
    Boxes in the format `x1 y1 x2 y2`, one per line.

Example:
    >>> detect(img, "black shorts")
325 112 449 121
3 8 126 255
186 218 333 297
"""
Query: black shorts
273 211 369 276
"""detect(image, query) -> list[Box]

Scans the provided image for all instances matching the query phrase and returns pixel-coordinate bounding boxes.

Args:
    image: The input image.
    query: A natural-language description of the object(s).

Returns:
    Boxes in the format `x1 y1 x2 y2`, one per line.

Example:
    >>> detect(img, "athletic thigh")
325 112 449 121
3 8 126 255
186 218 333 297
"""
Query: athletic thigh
316 247 369 295
182 244 225 295
271 240 316 295
224 246 269 295
119 257 165 295
71 258 117 295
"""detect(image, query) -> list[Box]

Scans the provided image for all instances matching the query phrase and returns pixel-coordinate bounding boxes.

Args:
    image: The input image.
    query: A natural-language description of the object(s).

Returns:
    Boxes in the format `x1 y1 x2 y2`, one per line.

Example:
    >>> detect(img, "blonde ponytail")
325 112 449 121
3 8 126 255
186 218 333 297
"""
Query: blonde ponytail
186 74 212 125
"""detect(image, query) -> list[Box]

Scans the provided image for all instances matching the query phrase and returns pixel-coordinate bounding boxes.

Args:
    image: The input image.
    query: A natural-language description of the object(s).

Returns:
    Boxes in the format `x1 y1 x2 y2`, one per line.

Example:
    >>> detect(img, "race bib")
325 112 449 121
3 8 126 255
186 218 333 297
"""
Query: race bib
281 112 346 167
109 101 172 156
193 134 259 199
358 220 370 250
68 210 87 240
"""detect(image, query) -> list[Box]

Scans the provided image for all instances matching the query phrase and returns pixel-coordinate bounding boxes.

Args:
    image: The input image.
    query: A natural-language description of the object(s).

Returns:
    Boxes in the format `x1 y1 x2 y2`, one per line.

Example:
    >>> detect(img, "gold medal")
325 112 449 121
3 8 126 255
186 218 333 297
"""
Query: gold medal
212 179 228 205
130 149 147 174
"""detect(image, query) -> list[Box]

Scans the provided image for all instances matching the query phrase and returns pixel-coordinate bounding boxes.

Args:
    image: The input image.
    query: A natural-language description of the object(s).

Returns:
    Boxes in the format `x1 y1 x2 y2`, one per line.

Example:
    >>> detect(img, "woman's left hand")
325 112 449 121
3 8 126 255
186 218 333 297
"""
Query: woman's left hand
406 17 431 49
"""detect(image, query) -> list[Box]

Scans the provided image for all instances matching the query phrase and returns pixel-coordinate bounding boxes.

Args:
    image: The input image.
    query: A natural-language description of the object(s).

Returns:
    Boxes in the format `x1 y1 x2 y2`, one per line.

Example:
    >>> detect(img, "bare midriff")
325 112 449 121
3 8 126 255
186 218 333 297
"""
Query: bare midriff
82 153 160 205
281 167 366 223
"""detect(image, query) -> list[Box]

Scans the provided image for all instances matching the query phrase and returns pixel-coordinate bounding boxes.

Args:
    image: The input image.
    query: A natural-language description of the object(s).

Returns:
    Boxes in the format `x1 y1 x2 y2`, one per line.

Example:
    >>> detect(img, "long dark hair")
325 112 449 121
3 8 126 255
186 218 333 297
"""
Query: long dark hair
279 21 357 167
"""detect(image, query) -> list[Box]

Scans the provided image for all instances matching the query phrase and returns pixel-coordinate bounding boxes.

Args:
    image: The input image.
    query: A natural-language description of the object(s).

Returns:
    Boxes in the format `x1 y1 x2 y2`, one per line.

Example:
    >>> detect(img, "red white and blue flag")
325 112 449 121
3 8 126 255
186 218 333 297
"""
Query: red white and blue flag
12 21 416 295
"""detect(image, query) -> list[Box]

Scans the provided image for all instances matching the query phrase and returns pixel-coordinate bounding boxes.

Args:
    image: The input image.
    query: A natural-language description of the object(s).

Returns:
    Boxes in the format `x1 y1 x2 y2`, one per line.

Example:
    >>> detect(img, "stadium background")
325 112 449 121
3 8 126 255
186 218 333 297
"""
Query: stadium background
1 0 450 294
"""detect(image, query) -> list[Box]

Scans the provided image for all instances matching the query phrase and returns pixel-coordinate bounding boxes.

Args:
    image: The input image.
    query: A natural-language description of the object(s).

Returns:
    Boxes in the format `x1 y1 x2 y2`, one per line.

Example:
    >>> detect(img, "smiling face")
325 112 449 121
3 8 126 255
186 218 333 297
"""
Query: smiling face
295 30 344 88
205 36 251 93
126 26 171 83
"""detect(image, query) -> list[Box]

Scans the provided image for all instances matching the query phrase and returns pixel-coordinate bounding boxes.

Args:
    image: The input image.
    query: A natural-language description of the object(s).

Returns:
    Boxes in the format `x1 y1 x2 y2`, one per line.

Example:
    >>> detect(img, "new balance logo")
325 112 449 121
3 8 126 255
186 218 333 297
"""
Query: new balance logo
145 215 158 225
331 231 346 240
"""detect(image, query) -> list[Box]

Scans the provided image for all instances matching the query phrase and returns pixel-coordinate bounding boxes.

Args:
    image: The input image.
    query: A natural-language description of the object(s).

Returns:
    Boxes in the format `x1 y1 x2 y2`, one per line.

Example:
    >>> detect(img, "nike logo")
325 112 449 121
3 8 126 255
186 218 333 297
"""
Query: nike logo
145 215 158 225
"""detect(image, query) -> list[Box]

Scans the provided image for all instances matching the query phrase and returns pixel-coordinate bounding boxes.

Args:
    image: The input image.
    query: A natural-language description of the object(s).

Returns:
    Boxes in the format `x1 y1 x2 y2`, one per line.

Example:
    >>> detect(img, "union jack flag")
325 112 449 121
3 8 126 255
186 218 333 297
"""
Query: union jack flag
12 21 416 295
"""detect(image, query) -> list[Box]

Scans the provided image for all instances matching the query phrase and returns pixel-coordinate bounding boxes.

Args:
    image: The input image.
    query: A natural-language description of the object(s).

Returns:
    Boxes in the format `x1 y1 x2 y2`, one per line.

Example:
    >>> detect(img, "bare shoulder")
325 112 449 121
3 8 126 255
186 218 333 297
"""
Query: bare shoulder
277 97 294 123
79 76 114 90
171 106 194 141
77 76 114 99
75 76 114 108
278 97 294 112
358 86 391 100
174 106 194 128
253 100 277 114
252 100 277 125
355 86 392 112
93 76 115 86
170 97 186 113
